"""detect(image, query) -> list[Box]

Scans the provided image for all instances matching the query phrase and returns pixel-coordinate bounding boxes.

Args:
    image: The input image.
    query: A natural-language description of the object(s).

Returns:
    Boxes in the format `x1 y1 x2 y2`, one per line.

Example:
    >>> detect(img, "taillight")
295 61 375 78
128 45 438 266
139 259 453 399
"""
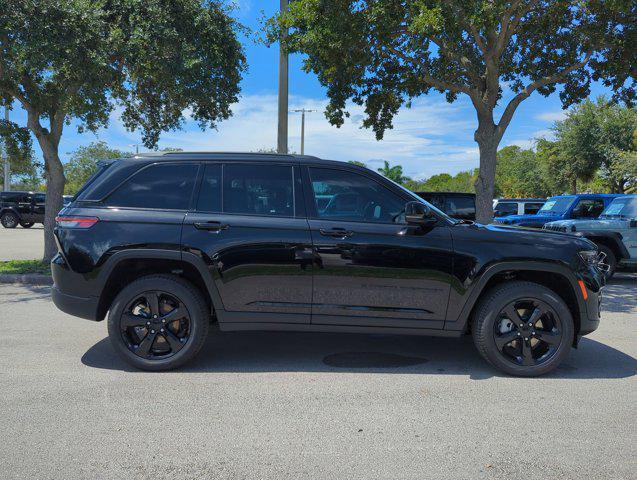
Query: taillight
55 216 99 229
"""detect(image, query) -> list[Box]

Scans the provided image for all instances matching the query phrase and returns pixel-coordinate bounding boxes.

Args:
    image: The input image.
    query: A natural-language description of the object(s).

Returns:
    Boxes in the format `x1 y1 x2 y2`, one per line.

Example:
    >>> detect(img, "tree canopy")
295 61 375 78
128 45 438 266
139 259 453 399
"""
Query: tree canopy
0 0 245 260
64 141 131 195
269 0 636 222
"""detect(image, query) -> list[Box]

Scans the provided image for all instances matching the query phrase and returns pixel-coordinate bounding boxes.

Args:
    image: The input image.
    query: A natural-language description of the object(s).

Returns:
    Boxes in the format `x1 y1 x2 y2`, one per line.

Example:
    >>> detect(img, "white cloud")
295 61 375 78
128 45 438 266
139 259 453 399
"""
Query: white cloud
535 110 567 122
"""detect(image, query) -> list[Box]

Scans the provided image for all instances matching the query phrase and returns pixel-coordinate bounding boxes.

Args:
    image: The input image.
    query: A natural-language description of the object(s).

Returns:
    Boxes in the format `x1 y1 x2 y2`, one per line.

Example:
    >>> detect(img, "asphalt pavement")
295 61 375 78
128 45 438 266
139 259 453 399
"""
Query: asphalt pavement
0 225 44 260
0 276 635 479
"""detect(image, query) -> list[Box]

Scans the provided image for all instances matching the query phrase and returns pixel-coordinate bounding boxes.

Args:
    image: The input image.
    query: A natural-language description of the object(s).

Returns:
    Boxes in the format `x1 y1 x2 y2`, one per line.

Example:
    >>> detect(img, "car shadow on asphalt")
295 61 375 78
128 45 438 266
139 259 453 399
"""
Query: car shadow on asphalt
81 329 636 380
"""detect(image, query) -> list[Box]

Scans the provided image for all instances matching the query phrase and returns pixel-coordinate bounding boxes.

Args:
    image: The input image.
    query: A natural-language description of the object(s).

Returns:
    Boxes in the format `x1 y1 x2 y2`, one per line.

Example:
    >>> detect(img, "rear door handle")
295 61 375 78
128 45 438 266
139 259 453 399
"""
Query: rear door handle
320 228 353 238
194 221 229 232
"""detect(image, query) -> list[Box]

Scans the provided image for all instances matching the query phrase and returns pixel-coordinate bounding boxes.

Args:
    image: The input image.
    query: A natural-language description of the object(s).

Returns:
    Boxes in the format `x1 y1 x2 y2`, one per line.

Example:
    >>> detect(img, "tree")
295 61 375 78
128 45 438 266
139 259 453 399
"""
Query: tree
348 160 368 168
269 0 635 223
64 142 131 195
0 118 41 188
405 169 477 192
377 160 411 184
0 0 245 260
495 145 549 198
553 97 637 193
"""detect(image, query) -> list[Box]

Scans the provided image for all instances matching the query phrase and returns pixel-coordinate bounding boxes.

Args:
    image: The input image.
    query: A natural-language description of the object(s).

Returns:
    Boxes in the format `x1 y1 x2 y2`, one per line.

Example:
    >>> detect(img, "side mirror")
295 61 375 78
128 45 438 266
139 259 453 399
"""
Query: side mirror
405 201 437 227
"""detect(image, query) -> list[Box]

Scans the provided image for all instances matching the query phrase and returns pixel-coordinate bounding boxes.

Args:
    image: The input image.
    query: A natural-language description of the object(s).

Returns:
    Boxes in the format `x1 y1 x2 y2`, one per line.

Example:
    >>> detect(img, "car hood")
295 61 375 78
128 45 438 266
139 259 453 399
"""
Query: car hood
494 213 561 224
474 222 596 250
544 218 628 230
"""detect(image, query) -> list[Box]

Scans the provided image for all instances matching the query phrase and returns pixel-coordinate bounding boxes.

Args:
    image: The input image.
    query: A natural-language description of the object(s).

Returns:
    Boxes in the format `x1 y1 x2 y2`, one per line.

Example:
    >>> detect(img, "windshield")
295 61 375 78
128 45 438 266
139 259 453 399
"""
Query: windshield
600 197 637 218
538 197 575 215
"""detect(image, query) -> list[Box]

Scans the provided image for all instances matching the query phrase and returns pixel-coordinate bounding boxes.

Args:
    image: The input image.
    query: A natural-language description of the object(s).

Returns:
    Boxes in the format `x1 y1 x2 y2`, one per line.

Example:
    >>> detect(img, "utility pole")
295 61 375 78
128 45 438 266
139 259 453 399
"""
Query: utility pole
2 106 9 191
277 0 289 154
128 144 141 154
292 109 315 155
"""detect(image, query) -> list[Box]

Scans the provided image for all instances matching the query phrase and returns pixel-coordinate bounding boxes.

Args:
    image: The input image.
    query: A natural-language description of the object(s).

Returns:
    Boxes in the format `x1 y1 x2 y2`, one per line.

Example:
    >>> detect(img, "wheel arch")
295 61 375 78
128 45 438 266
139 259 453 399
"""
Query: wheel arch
578 231 628 261
94 249 224 321
453 262 585 339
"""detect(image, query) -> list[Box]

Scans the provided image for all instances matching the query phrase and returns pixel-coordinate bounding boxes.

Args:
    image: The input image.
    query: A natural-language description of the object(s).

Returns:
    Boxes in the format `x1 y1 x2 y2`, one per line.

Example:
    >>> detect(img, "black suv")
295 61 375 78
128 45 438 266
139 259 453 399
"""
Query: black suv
0 191 46 228
52 153 604 376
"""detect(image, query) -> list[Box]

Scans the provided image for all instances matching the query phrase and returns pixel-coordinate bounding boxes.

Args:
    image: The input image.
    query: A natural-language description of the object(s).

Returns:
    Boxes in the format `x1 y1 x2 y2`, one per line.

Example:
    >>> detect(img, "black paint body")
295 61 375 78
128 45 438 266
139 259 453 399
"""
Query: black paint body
51 153 603 339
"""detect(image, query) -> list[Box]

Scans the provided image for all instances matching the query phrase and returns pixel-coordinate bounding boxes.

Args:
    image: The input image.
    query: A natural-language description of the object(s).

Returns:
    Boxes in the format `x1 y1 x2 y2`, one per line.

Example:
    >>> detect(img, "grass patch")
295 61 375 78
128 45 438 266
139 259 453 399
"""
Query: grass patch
0 260 51 275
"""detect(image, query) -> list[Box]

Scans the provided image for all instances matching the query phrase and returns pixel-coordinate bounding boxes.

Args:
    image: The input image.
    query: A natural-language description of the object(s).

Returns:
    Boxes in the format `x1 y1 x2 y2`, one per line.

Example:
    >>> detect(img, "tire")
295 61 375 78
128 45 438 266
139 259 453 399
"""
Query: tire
107 274 210 371
597 244 616 281
472 281 574 377
1 212 19 228
19 222 34 228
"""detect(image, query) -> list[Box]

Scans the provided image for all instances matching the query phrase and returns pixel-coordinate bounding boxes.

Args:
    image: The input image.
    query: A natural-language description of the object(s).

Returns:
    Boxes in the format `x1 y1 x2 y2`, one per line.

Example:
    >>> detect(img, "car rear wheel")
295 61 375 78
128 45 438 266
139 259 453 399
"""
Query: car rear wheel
472 281 574 376
597 244 616 281
19 222 34 228
1 212 19 228
107 275 210 371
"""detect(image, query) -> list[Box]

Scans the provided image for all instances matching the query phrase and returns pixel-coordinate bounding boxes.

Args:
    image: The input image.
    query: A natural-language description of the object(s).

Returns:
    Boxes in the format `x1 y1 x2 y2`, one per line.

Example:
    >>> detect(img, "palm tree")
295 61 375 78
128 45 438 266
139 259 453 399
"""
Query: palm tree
377 160 410 184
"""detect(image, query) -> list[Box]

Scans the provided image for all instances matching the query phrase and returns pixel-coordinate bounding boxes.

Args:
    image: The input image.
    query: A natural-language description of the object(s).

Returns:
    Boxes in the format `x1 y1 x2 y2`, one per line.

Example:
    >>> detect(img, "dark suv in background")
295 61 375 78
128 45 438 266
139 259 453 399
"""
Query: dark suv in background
0 191 46 228
416 192 475 221
52 152 604 376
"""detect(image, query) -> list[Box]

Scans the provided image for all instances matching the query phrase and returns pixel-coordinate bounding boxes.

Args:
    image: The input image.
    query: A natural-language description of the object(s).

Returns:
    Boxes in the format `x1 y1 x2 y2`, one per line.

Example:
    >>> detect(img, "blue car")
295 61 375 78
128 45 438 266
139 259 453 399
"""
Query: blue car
493 193 623 228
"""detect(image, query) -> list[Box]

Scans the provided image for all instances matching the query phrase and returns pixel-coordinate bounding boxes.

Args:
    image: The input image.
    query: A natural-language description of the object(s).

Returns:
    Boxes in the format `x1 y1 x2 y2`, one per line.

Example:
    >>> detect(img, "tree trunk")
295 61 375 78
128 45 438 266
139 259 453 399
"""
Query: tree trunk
35 136 65 262
572 178 577 194
474 122 499 224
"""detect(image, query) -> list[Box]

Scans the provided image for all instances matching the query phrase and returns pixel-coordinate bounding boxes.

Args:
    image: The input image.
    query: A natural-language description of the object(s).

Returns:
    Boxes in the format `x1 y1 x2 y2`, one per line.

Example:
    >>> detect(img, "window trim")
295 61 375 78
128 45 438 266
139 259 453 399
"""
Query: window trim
102 161 201 212
304 165 414 225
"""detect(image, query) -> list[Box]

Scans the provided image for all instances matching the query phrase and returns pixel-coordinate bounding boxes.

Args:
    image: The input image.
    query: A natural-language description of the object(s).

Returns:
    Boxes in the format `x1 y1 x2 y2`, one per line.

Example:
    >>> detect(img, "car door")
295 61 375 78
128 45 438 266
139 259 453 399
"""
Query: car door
304 166 453 329
181 161 313 324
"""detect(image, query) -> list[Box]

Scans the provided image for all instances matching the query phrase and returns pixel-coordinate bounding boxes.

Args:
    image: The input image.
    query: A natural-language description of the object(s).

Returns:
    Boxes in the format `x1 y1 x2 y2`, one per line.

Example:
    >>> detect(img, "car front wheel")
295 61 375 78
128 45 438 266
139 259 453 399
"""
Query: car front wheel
597 244 616 281
1 212 19 228
472 281 574 376
107 274 210 371
19 222 34 228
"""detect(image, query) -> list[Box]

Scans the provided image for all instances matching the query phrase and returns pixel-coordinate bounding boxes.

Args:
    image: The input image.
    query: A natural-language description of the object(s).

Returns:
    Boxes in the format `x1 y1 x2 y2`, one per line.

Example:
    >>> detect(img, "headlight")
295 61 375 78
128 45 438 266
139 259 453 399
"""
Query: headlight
579 250 599 265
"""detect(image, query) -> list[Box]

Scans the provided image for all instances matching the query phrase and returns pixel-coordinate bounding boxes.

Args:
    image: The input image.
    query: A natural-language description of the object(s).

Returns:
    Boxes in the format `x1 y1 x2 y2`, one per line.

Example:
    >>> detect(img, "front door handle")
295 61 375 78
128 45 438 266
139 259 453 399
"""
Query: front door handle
320 228 353 238
194 221 229 232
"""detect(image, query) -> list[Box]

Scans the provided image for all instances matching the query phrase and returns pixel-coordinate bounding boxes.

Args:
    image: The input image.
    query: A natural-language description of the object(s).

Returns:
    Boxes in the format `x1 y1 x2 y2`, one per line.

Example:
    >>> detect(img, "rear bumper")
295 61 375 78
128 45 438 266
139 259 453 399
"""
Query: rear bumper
51 286 100 321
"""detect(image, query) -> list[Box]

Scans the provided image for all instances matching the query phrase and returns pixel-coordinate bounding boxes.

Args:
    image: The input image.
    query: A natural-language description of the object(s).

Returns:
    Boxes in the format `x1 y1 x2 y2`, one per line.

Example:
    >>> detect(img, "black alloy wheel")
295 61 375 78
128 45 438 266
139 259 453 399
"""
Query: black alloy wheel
1 212 18 228
472 281 574 376
120 291 191 360
19 222 34 228
107 275 210 371
493 299 563 367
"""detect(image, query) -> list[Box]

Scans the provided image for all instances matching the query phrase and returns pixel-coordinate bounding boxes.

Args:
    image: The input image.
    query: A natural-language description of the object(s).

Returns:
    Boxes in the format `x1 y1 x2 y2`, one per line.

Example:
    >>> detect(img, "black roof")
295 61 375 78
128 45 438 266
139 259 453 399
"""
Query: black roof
129 151 323 163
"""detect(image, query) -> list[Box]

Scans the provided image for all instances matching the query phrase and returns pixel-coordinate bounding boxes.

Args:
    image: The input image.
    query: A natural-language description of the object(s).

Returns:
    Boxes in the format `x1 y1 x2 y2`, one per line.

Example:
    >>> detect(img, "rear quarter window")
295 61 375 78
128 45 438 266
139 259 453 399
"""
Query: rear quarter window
105 163 199 210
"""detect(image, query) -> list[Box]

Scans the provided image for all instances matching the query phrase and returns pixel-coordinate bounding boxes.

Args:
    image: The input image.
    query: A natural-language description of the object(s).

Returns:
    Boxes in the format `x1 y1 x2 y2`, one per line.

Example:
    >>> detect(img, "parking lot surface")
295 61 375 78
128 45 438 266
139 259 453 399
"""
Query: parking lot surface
1 276 635 480
0 226 44 260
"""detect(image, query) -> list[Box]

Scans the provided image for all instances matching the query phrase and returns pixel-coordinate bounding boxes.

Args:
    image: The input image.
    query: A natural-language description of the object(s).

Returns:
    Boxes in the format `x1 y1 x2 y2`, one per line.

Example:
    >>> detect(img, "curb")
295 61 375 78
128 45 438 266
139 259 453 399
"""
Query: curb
0 274 53 286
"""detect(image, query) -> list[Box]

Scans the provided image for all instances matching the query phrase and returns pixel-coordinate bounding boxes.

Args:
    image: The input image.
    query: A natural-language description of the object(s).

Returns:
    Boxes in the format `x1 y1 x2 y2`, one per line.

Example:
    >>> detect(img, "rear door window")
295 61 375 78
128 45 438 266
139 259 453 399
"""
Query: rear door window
106 163 198 210
494 202 518 217
524 202 544 214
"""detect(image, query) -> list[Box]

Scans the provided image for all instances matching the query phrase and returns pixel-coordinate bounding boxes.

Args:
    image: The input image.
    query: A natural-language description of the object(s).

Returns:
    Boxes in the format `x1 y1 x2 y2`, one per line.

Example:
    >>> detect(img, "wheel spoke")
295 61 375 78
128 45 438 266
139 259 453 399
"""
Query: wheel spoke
163 330 185 353
527 307 543 326
161 304 187 323
495 331 518 349
136 331 157 358
146 292 160 317
535 330 561 346
521 340 535 366
504 305 523 326
121 312 148 329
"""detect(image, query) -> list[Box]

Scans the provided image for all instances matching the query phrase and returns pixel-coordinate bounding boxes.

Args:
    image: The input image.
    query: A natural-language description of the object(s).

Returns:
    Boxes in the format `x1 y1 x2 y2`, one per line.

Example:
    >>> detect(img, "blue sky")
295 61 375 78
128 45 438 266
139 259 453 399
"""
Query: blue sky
11 0 614 181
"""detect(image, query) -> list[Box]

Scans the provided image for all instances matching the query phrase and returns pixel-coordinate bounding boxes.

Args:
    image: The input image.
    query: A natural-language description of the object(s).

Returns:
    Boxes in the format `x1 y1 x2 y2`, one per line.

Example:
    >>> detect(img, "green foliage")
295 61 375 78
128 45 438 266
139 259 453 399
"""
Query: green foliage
64 141 131 194
377 160 411 184
348 160 367 168
495 146 550 198
405 170 478 193
552 97 637 193
0 260 50 275
0 116 41 188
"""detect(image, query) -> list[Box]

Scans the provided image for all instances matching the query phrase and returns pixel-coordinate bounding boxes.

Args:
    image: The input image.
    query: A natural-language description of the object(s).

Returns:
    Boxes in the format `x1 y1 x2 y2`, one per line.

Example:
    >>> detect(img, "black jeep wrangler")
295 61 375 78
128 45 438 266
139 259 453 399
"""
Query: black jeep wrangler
52 153 605 376
0 191 46 228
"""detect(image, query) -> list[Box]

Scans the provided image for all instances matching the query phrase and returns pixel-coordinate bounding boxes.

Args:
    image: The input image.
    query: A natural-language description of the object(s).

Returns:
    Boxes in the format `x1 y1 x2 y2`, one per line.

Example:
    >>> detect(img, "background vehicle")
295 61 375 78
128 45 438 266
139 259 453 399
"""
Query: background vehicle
493 198 546 217
51 152 604 376
416 192 476 221
0 191 46 228
493 193 622 228
544 195 637 279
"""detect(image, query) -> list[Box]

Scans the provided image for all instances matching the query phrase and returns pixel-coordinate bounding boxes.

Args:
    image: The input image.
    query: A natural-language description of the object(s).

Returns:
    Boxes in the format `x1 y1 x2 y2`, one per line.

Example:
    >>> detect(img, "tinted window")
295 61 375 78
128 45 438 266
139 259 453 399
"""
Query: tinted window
1 192 26 203
34 193 45 203
223 164 294 217
309 168 405 223
107 163 198 210
524 202 544 214
196 164 222 212
445 196 475 218
572 199 605 218
494 202 518 217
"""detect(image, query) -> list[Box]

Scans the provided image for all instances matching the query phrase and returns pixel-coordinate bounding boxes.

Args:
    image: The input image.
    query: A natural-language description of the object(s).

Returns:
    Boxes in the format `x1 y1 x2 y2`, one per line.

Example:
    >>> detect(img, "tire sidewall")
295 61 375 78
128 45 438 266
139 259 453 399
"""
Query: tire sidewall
107 276 208 371
475 283 574 376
